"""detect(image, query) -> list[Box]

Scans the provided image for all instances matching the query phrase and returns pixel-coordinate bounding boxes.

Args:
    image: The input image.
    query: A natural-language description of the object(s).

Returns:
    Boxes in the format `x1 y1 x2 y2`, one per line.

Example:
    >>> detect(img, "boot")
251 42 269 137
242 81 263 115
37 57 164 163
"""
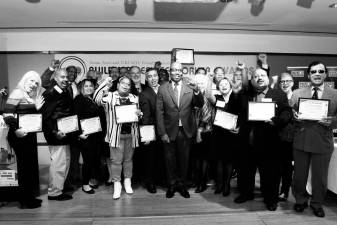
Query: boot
113 181 122 200
124 178 134 194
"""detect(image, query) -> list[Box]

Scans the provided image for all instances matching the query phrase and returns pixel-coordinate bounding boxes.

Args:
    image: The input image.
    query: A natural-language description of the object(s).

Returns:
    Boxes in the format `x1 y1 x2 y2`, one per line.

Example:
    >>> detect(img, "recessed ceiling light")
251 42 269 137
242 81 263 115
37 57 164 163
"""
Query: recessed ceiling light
329 3 337 8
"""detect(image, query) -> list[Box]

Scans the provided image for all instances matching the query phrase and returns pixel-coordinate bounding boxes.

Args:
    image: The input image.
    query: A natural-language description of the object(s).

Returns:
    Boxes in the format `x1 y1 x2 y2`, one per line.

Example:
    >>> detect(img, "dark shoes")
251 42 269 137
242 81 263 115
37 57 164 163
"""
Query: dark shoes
222 184 231 197
105 181 113 186
177 187 190 198
266 203 278 211
82 187 95 194
89 184 99 189
166 187 175 198
20 199 42 209
214 185 223 194
234 194 254 204
293 202 308 213
310 206 325 218
146 184 157 194
48 193 73 201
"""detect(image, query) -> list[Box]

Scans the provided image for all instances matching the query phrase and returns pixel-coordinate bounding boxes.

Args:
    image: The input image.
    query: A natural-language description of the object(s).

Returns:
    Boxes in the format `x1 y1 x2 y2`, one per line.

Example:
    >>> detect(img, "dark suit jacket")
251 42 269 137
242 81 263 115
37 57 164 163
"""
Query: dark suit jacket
243 86 292 151
156 81 204 141
139 86 157 126
291 86 337 154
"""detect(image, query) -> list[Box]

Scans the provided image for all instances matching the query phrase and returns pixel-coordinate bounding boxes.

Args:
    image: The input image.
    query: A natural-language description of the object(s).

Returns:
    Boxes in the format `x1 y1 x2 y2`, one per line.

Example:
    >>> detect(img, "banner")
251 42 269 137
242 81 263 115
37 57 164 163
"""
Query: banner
55 54 257 83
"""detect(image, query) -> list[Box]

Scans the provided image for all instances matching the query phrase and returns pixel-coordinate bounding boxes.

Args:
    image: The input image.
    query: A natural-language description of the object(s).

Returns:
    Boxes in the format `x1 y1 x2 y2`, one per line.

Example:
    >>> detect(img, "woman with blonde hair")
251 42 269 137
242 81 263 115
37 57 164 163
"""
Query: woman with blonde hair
4 71 45 208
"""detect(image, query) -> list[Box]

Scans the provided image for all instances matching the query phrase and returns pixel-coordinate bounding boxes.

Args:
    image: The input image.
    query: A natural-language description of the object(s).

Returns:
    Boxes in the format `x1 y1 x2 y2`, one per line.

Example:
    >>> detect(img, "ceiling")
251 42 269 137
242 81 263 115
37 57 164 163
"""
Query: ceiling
0 0 337 35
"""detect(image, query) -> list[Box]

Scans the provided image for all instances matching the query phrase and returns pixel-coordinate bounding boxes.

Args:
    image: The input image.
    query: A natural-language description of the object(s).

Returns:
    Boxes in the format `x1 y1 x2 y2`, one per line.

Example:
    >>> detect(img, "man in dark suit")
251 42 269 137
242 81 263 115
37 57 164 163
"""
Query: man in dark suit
156 62 204 198
235 68 292 211
291 61 337 218
139 68 162 193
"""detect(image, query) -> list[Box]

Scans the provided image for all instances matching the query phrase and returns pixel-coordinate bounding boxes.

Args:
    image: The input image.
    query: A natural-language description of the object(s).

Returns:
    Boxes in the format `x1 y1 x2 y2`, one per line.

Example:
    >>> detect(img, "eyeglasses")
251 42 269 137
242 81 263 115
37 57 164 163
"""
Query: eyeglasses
310 70 325 74
279 80 293 84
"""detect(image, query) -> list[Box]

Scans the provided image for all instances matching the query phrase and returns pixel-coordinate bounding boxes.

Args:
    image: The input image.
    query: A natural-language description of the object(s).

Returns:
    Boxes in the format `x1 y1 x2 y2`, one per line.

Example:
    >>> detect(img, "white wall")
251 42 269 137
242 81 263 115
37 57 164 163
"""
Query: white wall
1 30 337 54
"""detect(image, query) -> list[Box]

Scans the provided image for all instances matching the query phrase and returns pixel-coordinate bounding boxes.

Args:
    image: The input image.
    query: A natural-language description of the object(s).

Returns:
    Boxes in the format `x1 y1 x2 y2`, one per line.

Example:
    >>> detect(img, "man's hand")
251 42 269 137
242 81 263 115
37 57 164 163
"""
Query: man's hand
79 133 89 140
51 59 60 70
236 61 245 70
258 53 268 65
15 128 27 138
318 116 333 127
187 80 199 93
161 134 170 144
56 130 66 140
144 141 151 145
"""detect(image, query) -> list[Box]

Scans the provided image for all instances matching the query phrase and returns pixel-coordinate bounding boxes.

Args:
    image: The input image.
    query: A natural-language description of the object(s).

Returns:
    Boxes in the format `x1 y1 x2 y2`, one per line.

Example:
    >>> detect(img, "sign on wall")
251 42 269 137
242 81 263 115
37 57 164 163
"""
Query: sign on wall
55 54 257 83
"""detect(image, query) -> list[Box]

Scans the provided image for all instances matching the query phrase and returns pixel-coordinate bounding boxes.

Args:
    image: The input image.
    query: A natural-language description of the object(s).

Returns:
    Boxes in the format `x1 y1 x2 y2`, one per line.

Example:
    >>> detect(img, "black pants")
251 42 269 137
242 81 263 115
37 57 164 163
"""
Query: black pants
280 141 293 195
163 127 191 187
237 146 281 204
79 142 100 185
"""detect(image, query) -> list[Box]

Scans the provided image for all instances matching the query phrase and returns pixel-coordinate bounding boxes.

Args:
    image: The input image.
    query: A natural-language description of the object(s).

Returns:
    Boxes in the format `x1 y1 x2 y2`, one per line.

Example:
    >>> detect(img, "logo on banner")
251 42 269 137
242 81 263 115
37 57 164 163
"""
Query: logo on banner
290 70 305 78
328 68 337 78
59 56 87 83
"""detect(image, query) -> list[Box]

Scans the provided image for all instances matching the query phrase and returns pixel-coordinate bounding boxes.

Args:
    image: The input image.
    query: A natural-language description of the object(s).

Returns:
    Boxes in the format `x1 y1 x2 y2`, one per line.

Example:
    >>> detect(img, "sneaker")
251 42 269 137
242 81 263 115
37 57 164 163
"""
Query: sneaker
113 182 122 200
124 178 133 194
48 193 73 201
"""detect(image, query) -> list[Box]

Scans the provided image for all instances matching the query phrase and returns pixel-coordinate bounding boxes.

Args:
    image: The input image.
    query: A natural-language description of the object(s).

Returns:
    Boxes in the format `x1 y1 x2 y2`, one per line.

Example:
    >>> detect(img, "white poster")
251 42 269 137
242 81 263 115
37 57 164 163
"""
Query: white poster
55 54 257 83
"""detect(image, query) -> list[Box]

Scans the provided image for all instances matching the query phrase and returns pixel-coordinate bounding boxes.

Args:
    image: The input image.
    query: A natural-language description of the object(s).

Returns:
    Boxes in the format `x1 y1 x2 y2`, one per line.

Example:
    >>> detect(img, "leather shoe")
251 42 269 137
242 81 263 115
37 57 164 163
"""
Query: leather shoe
146 184 157 194
234 194 254 204
266 203 278 211
222 185 231 197
48 193 73 201
89 184 99 189
82 187 95 194
166 187 175 198
178 188 190 198
310 206 325 218
293 202 308 213
105 181 113 186
20 200 41 209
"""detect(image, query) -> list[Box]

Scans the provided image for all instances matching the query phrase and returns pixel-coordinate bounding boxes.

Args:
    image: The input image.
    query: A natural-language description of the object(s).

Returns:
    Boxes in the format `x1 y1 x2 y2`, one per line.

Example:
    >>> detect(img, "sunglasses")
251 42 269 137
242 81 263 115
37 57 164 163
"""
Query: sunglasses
309 70 325 74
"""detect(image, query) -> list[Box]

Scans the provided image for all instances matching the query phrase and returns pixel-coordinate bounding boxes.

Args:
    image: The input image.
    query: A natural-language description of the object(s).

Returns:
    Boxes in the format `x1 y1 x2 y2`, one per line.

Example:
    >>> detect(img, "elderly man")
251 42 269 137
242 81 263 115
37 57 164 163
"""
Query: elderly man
235 68 292 211
41 68 74 201
291 61 337 218
156 62 204 198
129 66 146 94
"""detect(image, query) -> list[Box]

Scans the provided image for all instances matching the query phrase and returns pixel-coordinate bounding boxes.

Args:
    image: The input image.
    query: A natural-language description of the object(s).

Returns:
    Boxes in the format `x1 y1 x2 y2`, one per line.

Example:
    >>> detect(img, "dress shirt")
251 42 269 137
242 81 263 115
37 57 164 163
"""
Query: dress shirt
255 87 269 102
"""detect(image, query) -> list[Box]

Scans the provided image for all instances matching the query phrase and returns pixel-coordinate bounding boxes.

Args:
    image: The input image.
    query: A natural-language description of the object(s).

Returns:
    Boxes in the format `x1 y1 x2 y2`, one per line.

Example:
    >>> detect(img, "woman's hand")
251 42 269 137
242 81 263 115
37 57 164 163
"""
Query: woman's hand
15 128 27 138
35 95 45 111
55 131 66 140
79 133 89 140
136 109 143 118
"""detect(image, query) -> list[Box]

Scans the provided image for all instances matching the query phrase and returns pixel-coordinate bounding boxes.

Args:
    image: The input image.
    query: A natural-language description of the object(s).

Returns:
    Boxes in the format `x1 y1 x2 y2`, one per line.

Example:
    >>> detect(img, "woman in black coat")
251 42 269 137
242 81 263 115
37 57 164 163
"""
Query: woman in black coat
74 79 104 194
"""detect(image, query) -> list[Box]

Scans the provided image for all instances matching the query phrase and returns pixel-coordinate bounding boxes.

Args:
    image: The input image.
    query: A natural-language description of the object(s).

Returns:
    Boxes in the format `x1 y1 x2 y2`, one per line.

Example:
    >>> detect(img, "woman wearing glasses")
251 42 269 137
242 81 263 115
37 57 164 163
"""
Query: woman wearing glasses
277 73 295 201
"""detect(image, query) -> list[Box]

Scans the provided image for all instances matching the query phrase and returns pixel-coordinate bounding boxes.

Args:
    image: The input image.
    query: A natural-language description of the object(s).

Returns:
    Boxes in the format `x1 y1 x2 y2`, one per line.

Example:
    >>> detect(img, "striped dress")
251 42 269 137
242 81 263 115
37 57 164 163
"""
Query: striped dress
94 81 139 148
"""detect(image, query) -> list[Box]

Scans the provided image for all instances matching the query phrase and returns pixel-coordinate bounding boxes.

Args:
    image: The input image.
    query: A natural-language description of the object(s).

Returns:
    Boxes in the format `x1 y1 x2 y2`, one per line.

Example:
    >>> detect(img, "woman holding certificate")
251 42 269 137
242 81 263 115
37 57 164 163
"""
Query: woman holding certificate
4 71 45 209
211 78 244 196
94 76 141 200
74 79 103 194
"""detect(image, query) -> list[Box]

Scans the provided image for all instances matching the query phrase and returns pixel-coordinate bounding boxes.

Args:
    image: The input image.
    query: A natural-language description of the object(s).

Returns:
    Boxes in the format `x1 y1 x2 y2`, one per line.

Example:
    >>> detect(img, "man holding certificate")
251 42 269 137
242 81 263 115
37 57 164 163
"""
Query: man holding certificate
156 62 204 199
234 68 292 211
41 68 75 201
94 76 142 200
291 61 337 218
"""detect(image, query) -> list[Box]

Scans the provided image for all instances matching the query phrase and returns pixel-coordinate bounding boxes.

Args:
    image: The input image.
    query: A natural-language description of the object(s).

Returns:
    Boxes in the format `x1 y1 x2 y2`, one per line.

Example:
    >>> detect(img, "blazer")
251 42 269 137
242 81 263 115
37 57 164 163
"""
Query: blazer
291 86 337 154
156 81 204 141
139 86 157 126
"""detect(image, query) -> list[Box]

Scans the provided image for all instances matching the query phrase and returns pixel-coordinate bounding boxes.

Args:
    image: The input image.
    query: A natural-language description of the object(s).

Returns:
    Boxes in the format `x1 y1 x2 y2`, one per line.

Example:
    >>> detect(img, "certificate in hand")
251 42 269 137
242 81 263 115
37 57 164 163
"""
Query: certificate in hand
139 125 156 142
298 98 329 121
213 110 238 131
80 117 102 135
57 115 79 134
18 114 42 133
248 102 275 121
115 104 139 124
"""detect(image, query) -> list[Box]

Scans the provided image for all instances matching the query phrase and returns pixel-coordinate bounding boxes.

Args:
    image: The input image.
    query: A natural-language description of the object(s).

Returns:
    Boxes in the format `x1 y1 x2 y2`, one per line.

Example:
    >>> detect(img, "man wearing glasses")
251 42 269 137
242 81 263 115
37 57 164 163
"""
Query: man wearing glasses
291 61 337 218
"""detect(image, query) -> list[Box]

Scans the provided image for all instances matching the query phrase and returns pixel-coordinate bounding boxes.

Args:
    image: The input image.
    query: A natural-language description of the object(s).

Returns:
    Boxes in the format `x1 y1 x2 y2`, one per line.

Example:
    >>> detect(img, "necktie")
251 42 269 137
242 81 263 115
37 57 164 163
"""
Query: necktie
174 82 179 105
312 87 318 99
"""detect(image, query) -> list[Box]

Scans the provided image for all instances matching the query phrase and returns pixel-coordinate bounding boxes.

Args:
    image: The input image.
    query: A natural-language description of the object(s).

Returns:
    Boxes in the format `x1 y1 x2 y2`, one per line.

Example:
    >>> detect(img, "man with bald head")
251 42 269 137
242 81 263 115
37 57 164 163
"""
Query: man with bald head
234 68 292 211
156 62 204 198
41 68 74 201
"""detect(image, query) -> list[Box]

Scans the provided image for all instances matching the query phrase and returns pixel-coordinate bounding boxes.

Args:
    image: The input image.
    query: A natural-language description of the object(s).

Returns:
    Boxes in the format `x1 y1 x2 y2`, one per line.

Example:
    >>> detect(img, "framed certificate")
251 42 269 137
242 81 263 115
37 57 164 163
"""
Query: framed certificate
248 102 275 121
114 104 139 124
213 110 238 131
57 115 79 134
139 125 156 142
298 98 329 121
80 117 102 135
171 48 194 64
18 114 42 133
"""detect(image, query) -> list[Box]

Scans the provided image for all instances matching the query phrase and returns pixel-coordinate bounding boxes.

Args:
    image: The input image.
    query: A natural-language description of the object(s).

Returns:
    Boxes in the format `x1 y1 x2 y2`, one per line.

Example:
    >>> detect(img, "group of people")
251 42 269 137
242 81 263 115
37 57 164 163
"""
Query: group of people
2 58 336 219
